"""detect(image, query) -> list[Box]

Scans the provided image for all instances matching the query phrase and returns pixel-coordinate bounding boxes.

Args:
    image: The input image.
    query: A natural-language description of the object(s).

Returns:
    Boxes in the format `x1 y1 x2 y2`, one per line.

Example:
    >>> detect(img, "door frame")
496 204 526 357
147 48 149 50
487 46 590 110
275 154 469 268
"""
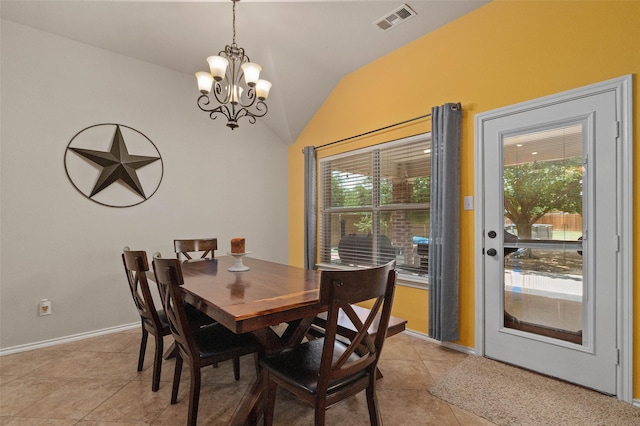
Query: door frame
473 75 633 402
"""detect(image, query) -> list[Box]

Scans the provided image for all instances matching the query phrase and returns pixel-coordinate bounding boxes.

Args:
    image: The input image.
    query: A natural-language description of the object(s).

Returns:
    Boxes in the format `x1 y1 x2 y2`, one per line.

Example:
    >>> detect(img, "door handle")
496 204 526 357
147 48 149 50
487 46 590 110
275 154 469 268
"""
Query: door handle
486 248 497 257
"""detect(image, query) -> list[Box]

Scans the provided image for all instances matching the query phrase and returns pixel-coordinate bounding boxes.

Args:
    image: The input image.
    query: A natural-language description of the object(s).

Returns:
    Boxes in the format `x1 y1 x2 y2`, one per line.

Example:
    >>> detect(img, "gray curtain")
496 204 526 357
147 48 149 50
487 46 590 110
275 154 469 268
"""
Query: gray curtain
303 146 317 270
428 103 462 341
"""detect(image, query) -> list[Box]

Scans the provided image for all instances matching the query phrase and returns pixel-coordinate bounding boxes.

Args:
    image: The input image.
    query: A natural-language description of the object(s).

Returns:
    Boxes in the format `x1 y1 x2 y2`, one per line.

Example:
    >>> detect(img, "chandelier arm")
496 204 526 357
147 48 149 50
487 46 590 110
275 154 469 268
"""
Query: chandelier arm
211 80 230 105
234 107 258 126
197 94 215 111
220 104 233 121
251 100 268 118
237 87 257 109
236 101 267 120
197 95 232 122
245 114 257 125
232 100 267 122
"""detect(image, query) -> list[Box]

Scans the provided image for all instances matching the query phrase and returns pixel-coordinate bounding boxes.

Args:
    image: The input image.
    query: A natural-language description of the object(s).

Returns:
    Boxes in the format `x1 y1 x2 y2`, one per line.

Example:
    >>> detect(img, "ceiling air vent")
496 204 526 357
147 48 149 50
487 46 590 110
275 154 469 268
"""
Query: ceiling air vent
374 3 417 32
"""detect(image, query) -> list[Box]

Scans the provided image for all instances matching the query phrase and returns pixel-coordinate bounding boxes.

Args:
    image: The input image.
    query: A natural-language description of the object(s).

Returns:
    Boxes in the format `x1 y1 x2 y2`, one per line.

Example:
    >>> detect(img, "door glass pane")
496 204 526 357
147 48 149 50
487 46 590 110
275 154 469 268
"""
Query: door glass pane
502 124 584 344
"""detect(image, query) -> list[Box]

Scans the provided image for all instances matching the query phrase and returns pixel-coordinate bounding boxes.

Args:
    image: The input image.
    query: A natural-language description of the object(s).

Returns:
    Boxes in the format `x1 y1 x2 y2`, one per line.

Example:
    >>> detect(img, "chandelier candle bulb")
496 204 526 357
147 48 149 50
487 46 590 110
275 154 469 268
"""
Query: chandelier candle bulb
231 85 243 104
195 72 214 94
207 56 229 81
256 79 272 100
241 62 262 86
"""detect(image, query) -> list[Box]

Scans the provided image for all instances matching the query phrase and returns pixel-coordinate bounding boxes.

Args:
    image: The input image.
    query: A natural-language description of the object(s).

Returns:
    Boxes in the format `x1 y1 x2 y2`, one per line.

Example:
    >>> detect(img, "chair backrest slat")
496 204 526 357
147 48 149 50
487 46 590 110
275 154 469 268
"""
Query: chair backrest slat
174 238 217 261
122 248 162 327
152 255 199 360
317 261 396 387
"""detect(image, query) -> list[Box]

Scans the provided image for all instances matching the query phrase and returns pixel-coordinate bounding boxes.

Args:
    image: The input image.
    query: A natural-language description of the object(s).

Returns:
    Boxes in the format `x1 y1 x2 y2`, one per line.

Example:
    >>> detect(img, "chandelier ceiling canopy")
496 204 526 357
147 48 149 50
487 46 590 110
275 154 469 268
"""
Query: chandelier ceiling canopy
195 0 271 130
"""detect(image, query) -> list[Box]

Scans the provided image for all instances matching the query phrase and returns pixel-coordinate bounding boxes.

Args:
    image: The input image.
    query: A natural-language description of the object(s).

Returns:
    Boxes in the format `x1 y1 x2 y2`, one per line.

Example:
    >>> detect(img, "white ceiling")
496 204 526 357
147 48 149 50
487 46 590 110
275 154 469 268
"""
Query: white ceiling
1 0 488 144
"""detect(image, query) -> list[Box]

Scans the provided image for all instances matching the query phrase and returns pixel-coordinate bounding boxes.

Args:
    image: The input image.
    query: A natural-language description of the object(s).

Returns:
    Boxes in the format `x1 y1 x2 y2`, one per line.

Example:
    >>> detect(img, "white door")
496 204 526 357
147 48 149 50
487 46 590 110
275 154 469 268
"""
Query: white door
481 89 619 394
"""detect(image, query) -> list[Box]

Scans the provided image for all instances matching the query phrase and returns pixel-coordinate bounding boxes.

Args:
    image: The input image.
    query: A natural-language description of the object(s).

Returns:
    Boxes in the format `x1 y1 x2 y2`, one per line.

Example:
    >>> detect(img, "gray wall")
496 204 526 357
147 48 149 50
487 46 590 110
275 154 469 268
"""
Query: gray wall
0 20 289 350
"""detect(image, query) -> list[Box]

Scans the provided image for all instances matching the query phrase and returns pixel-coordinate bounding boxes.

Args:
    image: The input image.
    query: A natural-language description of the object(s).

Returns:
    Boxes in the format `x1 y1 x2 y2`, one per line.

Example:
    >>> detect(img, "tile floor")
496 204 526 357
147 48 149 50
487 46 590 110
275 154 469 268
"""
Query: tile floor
0 329 496 425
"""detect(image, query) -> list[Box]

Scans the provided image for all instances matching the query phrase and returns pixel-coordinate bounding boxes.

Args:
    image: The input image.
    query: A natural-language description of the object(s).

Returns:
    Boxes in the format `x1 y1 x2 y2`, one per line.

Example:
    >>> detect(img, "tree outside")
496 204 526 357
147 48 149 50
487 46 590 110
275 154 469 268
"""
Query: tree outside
503 157 583 239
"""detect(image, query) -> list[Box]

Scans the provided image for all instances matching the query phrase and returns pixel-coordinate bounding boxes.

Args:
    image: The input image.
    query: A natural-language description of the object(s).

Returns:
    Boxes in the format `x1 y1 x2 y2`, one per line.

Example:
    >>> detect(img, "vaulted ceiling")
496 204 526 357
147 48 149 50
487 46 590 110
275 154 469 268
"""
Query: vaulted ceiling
1 0 488 144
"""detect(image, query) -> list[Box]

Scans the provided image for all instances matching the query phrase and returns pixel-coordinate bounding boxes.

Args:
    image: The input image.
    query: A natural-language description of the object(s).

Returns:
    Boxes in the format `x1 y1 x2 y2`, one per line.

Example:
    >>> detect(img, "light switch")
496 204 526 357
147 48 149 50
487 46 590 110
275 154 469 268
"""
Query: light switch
463 196 474 211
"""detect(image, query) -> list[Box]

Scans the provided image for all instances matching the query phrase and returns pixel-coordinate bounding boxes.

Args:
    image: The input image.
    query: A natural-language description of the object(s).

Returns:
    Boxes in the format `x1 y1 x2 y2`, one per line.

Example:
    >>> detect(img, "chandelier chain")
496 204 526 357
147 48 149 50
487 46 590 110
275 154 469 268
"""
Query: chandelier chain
232 0 237 45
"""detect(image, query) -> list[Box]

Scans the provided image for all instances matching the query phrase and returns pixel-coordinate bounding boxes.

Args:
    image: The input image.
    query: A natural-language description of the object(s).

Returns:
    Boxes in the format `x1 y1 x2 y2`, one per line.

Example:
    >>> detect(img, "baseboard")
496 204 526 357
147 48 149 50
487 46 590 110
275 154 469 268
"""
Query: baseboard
402 329 475 355
634 399 640 408
0 322 139 356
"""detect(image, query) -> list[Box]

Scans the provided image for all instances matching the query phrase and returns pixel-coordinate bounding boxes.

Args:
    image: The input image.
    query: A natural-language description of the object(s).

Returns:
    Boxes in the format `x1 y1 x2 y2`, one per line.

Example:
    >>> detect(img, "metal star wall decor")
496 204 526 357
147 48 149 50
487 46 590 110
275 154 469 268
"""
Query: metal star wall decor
64 124 163 208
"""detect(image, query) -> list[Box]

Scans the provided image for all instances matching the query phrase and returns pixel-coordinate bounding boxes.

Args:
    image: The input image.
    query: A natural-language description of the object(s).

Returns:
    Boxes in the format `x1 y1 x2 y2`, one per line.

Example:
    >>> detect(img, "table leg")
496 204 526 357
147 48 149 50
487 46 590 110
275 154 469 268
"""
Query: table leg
229 316 316 425
280 317 315 349
163 342 177 360
229 374 264 426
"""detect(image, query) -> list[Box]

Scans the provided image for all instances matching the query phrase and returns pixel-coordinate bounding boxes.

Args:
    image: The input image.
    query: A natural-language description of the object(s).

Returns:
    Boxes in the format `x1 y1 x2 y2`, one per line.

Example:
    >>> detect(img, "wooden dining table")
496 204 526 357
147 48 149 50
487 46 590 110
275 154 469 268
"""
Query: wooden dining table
171 255 406 425
174 255 322 425
178 256 323 350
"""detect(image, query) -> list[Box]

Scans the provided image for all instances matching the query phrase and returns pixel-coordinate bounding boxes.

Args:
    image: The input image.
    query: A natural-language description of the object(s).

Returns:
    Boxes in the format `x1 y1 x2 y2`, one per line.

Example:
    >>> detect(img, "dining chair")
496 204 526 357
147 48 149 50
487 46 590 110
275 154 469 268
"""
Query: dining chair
121 247 171 392
152 253 261 426
174 237 247 373
174 238 218 261
260 260 397 426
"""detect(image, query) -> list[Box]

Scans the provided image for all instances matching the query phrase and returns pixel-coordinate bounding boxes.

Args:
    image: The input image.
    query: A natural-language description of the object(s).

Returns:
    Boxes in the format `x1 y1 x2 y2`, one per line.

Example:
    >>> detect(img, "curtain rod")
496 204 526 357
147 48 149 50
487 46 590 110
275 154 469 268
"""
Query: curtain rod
312 112 432 150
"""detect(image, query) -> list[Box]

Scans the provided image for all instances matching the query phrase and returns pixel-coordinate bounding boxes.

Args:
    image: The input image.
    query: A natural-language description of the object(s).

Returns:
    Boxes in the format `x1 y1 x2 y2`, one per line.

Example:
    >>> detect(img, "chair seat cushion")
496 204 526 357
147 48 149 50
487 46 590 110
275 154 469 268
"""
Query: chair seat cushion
148 307 214 334
144 310 170 333
184 303 216 328
193 323 258 357
260 338 367 395
157 309 170 328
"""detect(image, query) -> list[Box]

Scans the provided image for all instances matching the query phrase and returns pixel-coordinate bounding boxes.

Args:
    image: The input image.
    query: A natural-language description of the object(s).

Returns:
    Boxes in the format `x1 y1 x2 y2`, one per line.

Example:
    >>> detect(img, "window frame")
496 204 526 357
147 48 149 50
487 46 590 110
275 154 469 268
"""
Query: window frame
316 133 431 288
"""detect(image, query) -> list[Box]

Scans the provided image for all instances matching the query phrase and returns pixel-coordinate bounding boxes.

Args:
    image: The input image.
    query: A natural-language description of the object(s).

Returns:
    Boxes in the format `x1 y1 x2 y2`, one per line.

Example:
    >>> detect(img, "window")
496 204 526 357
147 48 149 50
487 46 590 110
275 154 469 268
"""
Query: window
318 134 431 282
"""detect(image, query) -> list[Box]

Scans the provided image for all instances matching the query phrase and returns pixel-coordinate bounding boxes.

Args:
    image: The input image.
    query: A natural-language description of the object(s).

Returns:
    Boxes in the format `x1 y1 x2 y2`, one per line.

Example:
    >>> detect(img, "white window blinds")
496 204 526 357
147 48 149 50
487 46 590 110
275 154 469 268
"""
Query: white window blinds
319 134 431 279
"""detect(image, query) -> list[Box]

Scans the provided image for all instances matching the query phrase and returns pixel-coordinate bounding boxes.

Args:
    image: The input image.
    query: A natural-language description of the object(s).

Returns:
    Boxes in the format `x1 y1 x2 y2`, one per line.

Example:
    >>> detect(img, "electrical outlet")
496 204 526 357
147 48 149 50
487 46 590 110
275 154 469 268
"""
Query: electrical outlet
39 299 52 316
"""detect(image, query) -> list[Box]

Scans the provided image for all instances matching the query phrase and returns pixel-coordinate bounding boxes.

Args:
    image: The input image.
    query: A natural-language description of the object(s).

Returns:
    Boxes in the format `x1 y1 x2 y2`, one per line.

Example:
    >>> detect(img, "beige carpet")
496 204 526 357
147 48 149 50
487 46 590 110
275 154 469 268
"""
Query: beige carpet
429 356 640 425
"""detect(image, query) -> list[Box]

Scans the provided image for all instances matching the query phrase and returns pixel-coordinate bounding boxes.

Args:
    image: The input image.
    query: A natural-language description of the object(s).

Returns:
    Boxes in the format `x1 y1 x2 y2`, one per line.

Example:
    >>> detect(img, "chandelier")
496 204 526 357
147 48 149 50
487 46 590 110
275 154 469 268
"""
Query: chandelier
195 0 272 130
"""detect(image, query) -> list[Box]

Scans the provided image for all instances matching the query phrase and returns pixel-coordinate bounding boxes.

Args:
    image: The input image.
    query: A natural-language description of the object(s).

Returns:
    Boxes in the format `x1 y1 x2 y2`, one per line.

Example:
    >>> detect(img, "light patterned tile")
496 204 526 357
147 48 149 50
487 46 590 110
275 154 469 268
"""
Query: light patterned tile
142 352 258 389
380 335 422 361
378 388 461 425
0 417 77 425
52 332 142 354
0 376 19 387
154 381 247 425
77 422 149 426
449 404 498 425
0 350 67 377
15 379 127 420
83 380 172 423
267 390 313 425
27 351 143 381
0 376 69 416
321 392 378 426
198 354 259 387
0 330 511 426
412 339 468 382
413 338 468 363
267 387 372 426
376 357 433 390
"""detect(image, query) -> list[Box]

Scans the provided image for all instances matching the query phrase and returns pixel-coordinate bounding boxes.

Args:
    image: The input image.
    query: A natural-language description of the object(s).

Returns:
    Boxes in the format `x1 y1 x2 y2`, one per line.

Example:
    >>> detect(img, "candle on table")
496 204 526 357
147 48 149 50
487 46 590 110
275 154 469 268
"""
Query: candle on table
231 237 245 254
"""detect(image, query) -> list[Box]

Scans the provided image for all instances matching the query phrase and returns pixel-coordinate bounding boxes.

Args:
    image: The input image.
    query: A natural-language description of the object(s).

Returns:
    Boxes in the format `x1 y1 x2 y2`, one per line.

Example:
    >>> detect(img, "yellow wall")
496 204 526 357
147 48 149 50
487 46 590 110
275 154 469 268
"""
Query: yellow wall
288 1 639 398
